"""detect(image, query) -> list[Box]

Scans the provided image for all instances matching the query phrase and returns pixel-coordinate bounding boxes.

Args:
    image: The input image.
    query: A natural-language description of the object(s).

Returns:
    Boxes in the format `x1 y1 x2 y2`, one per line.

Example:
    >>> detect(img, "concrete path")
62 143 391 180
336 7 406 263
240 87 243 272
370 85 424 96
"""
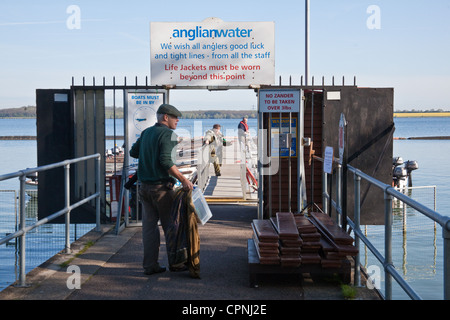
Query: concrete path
0 203 380 303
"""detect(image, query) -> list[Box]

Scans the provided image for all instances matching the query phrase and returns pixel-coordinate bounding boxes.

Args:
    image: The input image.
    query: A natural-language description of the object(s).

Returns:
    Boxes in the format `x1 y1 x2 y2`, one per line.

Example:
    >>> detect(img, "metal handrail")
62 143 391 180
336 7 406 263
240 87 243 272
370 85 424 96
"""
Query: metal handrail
197 143 211 191
317 153 450 300
239 137 248 200
0 153 101 287
347 164 450 300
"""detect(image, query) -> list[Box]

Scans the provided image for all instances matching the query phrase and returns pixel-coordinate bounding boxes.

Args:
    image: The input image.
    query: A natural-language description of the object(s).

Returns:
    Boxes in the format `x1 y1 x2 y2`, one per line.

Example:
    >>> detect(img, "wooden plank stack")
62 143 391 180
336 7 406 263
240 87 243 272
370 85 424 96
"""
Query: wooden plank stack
309 211 358 268
251 219 280 265
250 211 358 269
271 212 302 267
294 214 321 265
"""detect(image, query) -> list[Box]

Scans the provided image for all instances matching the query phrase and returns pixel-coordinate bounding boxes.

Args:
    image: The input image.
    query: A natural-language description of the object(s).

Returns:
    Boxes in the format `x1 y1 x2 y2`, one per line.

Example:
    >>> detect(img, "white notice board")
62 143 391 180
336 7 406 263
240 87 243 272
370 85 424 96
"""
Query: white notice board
259 90 300 113
323 146 334 174
126 91 164 166
150 18 274 86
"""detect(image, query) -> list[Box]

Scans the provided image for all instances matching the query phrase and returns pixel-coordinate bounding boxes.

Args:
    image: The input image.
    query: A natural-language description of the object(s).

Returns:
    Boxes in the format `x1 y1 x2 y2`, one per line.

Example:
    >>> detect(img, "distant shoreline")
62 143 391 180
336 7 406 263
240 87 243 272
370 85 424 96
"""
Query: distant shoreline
394 112 450 118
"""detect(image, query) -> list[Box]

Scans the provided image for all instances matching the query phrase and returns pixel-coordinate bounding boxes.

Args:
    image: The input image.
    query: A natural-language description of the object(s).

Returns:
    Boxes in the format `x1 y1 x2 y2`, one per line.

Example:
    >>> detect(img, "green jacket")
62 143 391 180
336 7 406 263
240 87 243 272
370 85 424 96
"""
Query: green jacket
130 123 178 184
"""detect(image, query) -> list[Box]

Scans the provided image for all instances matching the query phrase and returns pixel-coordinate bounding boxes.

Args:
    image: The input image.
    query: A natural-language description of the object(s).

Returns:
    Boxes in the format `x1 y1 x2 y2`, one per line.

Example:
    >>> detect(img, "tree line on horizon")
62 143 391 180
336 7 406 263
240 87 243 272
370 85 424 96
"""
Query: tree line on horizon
395 108 448 113
0 106 256 119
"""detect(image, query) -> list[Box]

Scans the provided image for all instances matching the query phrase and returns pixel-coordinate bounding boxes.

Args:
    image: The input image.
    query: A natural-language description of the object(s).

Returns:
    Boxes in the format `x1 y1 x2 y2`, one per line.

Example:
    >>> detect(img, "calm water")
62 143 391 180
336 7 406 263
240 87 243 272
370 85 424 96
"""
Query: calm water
393 117 450 213
0 116 449 298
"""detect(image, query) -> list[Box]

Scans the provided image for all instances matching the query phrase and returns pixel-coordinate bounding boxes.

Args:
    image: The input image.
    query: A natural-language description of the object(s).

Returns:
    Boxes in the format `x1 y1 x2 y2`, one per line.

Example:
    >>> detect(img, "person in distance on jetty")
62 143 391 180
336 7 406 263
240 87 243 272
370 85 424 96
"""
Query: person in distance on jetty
203 124 231 176
238 116 249 150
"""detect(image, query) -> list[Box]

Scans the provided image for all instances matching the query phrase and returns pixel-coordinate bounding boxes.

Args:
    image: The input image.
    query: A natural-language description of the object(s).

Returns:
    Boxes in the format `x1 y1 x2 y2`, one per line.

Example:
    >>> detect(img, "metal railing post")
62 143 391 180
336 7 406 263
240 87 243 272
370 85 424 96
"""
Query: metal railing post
384 189 393 300
96 156 101 231
64 164 71 254
444 223 450 300
241 139 247 200
17 174 27 287
353 172 361 287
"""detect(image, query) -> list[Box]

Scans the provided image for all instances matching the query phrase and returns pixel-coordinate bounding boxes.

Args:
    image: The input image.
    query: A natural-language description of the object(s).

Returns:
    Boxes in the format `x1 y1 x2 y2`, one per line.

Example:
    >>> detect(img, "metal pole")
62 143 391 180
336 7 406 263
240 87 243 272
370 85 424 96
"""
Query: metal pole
123 90 130 227
288 112 292 213
17 175 27 287
297 90 304 213
64 164 71 254
257 98 264 220
310 91 314 205
384 189 393 300
323 172 328 215
354 173 361 287
113 78 117 174
268 113 272 218
342 130 348 230
96 155 101 231
279 111 282 214
444 224 450 300
305 0 310 86
336 163 342 225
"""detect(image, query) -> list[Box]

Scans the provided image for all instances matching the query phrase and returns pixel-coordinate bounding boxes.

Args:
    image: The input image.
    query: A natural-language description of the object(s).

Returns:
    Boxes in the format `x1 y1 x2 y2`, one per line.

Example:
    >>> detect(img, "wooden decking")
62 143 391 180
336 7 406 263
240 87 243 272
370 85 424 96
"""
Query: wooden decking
202 138 258 203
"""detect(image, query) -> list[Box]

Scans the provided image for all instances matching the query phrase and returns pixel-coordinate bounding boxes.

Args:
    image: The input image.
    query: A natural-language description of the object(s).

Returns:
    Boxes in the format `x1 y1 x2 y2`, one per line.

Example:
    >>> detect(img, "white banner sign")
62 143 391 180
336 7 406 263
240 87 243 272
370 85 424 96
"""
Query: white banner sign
150 18 275 86
259 90 300 113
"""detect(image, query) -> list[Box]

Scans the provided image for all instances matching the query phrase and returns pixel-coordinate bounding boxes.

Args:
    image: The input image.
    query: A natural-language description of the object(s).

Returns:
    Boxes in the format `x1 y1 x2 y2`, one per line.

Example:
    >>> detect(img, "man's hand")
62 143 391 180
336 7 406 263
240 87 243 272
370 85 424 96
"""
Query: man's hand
181 178 194 191
168 165 194 191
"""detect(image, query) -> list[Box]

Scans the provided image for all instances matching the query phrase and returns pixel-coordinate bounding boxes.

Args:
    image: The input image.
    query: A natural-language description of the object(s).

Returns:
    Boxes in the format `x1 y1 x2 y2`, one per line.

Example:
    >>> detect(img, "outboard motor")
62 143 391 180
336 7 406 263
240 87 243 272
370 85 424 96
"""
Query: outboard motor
404 160 419 187
404 160 419 172
393 166 407 189
26 172 38 182
392 157 405 188
393 156 404 168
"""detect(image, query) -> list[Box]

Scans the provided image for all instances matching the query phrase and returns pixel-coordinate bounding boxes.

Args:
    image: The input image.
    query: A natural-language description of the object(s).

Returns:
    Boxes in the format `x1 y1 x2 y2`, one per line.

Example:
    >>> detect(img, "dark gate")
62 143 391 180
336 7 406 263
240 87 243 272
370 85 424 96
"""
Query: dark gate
36 88 106 223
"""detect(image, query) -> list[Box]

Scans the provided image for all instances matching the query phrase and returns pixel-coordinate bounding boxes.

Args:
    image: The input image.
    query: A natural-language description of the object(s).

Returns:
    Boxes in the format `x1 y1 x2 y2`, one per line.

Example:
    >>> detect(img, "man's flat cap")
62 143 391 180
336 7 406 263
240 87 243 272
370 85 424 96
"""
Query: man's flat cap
157 104 182 117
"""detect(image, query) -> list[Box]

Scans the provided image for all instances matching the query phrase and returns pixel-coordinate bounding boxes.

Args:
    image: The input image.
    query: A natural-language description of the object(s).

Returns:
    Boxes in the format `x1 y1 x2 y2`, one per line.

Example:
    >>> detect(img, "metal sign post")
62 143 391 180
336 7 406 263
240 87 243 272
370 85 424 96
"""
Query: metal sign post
338 113 346 164
339 113 348 228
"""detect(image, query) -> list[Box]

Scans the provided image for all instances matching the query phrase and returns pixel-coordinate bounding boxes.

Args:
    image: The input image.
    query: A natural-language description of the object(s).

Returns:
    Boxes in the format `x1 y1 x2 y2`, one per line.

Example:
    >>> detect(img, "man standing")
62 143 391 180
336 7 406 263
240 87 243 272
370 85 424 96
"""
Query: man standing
204 124 229 176
237 116 249 149
130 103 193 275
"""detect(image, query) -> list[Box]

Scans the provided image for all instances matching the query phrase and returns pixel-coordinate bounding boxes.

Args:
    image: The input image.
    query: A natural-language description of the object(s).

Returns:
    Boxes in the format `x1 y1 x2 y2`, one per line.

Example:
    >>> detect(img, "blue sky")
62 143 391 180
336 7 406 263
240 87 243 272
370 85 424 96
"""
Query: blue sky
1 0 449 111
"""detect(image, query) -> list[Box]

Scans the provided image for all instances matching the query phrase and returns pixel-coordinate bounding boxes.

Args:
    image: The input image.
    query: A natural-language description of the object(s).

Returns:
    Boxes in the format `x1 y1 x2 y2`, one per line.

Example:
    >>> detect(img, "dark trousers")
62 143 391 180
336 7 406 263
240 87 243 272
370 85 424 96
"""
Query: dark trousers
211 152 221 175
139 183 175 270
